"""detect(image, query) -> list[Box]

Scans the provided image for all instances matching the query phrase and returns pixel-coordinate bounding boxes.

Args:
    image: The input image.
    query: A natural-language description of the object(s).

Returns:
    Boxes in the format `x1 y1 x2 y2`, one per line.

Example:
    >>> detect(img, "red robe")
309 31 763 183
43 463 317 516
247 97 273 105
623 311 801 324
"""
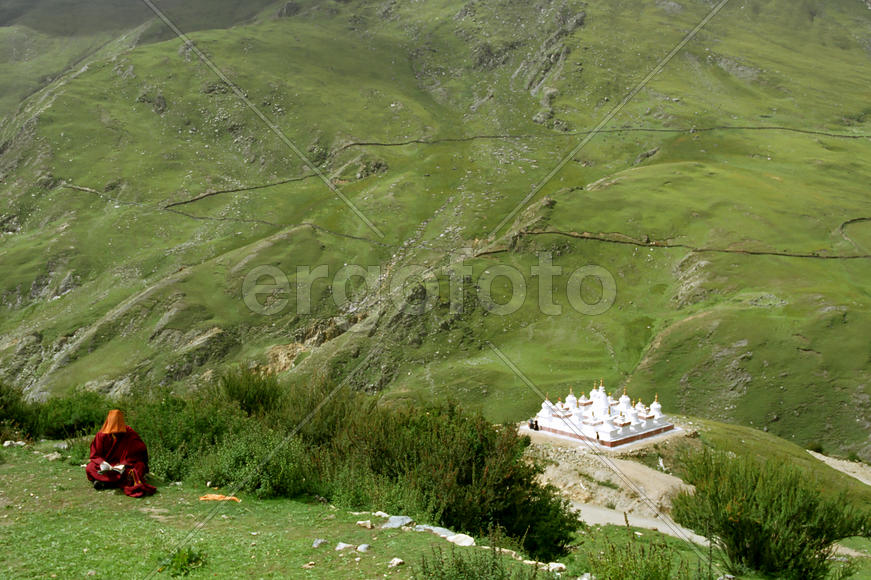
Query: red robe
86 427 156 497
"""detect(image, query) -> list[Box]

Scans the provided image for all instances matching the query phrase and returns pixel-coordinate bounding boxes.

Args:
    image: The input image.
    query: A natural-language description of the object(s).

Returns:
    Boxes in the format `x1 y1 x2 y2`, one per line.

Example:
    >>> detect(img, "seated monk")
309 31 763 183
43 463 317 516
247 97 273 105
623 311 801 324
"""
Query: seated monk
86 409 156 498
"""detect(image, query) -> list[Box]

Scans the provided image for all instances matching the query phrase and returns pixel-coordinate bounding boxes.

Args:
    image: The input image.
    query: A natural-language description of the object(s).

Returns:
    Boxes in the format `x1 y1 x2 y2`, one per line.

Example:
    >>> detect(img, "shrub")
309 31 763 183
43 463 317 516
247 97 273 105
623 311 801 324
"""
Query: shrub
32 389 111 439
191 423 310 498
586 522 697 580
278 371 361 446
0 381 35 437
217 367 284 417
330 400 582 561
122 387 248 481
417 545 555 579
672 449 871 579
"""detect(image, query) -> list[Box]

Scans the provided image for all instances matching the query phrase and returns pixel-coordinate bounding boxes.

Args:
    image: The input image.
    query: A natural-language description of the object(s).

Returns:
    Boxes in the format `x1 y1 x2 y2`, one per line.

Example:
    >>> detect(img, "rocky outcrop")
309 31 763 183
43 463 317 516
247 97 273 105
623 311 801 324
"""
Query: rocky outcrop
517 9 585 95
277 2 301 18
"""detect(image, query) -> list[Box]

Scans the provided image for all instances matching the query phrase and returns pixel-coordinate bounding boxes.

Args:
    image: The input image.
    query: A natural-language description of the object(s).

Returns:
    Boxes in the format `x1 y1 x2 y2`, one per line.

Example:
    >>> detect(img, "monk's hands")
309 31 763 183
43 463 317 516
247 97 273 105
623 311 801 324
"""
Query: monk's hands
99 461 112 472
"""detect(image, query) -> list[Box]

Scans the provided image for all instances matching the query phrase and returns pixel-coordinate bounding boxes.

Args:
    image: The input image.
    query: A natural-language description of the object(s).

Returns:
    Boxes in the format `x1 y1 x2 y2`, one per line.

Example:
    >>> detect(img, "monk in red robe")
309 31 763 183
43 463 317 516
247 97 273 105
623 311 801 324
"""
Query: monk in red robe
86 409 156 498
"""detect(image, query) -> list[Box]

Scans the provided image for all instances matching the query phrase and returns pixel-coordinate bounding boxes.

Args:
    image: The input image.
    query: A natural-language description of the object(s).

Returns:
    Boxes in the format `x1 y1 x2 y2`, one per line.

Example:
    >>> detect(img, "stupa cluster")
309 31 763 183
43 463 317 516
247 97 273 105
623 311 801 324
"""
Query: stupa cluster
526 380 674 447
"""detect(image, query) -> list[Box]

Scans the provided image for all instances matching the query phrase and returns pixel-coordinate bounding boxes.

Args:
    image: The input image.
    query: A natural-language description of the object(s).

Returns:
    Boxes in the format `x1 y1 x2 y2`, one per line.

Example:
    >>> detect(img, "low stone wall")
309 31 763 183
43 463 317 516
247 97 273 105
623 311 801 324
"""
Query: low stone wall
538 424 674 447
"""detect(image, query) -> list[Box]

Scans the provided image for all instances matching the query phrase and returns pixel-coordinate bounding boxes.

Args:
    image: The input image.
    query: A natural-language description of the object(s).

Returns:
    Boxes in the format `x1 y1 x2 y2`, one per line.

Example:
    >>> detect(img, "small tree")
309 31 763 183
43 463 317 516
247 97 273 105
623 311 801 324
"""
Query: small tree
672 449 871 579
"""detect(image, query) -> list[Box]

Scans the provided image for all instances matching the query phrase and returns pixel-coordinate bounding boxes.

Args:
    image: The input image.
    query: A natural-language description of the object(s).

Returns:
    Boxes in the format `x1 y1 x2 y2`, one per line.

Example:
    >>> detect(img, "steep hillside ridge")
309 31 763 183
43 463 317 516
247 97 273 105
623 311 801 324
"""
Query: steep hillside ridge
1 0 870 457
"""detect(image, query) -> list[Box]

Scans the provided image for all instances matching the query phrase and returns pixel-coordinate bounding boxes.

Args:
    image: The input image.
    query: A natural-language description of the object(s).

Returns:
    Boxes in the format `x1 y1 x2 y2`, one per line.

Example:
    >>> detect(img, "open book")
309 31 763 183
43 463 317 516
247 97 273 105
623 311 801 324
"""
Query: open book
98 464 125 475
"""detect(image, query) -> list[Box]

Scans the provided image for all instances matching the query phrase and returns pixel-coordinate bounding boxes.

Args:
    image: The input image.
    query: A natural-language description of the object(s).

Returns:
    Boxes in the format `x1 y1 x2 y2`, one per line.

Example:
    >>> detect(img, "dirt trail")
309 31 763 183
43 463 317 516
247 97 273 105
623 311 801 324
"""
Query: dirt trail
808 450 871 488
523 229 871 260
572 503 707 545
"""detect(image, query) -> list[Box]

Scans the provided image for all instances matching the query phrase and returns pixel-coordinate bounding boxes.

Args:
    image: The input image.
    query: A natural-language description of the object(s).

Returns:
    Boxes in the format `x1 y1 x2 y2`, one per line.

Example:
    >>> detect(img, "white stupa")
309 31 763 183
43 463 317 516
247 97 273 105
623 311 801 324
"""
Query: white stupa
525 380 674 447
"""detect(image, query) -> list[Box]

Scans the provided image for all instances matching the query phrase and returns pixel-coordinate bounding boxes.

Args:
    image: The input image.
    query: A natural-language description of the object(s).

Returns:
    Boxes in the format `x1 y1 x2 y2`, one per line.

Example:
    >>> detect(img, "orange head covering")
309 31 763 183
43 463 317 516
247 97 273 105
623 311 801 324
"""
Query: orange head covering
99 409 128 434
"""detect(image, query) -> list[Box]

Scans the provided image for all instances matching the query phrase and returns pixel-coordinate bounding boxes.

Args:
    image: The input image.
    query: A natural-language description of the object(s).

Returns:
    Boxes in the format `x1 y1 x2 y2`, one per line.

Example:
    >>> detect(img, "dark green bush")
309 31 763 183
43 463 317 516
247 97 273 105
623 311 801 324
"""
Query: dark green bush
217 367 284 417
278 371 361 446
1 383 110 440
0 381 35 437
672 449 871 579
191 422 310 498
123 387 248 481
33 389 111 439
329 400 581 561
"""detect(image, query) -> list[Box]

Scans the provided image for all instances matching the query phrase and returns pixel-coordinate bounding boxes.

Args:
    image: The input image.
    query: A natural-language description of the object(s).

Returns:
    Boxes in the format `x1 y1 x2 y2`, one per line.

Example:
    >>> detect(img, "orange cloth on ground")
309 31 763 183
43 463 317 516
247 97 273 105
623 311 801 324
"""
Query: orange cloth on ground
199 494 241 502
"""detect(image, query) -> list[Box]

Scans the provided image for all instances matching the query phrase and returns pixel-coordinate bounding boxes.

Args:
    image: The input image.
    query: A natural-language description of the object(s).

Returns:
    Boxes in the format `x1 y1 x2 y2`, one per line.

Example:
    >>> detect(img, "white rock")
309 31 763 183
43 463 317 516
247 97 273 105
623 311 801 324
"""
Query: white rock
381 515 413 529
335 542 355 551
43 452 62 461
356 544 370 553
547 562 567 572
373 511 390 518
312 538 327 548
388 557 405 568
302 561 316 569
356 520 373 529
413 524 454 538
446 533 475 547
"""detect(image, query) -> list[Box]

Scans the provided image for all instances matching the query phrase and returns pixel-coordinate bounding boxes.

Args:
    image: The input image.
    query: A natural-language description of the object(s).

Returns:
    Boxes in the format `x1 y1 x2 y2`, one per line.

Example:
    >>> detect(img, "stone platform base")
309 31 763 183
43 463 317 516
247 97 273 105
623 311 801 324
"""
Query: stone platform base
535 423 675 447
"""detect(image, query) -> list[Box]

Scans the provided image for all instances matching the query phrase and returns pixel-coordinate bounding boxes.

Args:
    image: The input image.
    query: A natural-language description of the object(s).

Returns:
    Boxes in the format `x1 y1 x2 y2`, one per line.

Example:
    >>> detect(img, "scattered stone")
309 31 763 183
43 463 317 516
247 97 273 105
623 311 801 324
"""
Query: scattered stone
356 544 371 553
3 441 25 447
312 538 327 548
43 452 62 461
492 547 518 559
633 147 660 165
547 562 567 572
356 520 373 529
54 442 69 450
387 557 404 568
373 511 389 518
381 515 413 529
302 561 316 569
413 524 454 538
277 1 301 17
335 542 355 551
446 533 475 547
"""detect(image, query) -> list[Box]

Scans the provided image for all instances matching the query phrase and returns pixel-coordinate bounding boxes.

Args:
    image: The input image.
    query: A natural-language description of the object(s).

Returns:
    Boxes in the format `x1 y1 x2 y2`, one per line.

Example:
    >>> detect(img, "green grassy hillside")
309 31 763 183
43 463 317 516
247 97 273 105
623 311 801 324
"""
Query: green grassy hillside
1 0 871 458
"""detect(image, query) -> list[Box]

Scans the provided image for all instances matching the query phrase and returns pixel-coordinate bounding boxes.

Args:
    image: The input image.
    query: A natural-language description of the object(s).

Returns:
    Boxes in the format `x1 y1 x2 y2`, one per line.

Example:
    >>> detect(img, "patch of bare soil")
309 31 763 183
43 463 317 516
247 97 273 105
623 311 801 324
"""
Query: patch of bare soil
808 450 871 488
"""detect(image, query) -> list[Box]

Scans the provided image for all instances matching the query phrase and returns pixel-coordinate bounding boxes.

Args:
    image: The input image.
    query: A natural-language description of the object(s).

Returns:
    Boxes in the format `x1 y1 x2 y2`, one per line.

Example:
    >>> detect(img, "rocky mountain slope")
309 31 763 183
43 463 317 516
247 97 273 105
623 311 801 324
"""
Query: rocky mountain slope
1 0 871 457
